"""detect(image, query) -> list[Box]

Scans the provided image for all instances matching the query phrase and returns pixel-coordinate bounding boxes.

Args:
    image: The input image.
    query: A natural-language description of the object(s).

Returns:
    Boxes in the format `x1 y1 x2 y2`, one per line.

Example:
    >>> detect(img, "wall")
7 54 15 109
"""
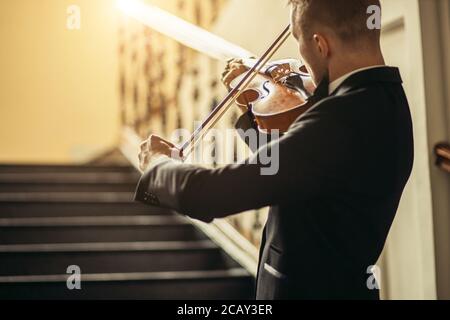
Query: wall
0 0 120 164
419 0 450 299
376 0 437 299
214 0 298 61
377 0 450 300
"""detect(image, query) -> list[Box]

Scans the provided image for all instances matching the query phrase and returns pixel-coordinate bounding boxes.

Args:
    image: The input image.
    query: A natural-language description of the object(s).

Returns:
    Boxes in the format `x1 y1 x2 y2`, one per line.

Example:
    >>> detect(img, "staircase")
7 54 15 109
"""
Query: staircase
0 164 254 299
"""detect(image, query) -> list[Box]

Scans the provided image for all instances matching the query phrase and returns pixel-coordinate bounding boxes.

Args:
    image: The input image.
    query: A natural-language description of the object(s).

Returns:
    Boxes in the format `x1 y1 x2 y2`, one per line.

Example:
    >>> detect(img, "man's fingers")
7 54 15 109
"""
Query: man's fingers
139 151 150 171
140 135 182 165
163 139 176 149
148 135 161 150
148 134 176 149
138 150 147 163
222 70 237 87
221 69 229 79
170 147 184 160
139 150 149 160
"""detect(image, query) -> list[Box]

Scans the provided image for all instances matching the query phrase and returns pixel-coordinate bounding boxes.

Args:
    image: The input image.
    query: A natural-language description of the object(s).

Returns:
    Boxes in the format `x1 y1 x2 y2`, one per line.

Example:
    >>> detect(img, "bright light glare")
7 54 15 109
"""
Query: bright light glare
116 0 136 13
116 0 253 60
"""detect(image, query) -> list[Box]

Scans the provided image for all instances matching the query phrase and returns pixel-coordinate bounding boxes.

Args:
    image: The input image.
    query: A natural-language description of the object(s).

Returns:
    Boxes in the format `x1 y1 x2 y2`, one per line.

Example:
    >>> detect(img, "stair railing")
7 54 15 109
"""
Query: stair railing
117 0 265 276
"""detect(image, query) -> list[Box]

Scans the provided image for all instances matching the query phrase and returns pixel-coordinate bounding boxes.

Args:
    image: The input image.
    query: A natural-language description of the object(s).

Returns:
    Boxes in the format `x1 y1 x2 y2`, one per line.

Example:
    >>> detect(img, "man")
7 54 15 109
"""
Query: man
135 0 414 299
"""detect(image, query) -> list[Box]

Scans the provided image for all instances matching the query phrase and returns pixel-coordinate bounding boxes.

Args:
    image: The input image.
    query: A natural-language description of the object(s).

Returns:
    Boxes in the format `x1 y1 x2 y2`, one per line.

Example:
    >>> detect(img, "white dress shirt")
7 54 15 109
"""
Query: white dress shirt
328 65 386 95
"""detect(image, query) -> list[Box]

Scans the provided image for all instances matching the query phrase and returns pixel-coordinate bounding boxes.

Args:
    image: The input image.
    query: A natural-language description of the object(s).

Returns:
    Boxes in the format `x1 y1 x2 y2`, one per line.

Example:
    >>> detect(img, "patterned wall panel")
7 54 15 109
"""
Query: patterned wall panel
118 0 266 247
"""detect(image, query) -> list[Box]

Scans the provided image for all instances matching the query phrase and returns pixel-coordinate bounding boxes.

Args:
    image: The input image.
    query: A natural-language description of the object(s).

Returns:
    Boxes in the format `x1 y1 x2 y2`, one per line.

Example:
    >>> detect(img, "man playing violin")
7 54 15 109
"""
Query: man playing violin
135 0 414 300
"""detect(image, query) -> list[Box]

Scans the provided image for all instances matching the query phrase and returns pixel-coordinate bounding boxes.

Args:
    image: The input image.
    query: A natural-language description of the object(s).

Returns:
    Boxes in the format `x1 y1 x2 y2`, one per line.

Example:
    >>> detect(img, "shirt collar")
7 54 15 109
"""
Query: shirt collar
328 65 386 95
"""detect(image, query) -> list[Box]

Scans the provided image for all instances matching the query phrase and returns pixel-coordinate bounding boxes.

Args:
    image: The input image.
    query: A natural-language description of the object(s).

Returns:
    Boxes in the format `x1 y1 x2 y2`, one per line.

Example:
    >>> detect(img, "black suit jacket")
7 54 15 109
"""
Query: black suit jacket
134 67 414 300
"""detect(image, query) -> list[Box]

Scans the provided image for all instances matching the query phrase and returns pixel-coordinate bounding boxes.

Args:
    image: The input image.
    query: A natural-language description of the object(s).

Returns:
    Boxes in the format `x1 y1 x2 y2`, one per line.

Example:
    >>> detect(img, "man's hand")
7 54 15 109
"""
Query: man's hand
139 135 182 172
221 58 250 90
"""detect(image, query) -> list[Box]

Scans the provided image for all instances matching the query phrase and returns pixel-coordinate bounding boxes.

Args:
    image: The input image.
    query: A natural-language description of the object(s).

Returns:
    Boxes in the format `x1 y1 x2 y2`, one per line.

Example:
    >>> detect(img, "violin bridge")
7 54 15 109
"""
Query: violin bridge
269 63 292 83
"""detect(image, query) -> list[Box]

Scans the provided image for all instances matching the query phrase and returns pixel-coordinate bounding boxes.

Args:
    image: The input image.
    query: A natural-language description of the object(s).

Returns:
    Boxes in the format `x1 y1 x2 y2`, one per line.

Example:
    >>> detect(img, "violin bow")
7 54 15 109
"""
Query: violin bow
180 26 292 159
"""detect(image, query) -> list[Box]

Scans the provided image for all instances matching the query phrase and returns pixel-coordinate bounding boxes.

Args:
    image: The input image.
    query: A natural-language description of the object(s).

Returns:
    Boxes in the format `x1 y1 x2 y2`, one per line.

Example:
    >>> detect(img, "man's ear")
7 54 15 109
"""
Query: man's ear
312 33 330 58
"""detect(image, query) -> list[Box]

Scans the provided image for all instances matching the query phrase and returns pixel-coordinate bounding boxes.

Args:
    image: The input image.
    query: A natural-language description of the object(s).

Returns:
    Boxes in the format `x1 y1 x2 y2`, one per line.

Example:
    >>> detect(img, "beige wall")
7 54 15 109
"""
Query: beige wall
379 0 436 299
419 0 450 299
0 0 120 164
214 0 297 61
378 0 450 300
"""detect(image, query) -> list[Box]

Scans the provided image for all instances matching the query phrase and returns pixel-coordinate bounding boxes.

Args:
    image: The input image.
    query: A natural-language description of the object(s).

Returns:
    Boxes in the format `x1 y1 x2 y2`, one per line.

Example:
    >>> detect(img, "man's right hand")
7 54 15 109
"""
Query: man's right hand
138 135 182 172
221 58 250 91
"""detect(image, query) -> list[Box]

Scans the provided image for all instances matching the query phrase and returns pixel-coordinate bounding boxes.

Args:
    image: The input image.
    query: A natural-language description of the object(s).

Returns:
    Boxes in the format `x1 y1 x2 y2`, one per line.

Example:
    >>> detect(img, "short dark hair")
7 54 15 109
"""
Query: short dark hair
289 0 381 44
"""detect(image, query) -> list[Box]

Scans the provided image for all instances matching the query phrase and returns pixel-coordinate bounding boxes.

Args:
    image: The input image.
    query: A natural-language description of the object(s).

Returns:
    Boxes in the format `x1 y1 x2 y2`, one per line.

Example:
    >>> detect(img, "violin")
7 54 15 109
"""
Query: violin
180 26 317 159
229 58 316 133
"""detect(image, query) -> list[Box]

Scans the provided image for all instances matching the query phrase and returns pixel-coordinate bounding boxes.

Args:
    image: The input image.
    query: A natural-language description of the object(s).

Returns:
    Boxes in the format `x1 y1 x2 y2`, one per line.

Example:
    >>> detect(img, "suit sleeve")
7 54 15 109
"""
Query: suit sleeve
134 104 350 222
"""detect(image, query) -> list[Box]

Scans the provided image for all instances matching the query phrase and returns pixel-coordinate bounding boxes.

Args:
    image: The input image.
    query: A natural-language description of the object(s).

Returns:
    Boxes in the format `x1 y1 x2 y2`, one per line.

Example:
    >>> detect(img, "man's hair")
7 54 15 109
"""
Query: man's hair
289 0 381 44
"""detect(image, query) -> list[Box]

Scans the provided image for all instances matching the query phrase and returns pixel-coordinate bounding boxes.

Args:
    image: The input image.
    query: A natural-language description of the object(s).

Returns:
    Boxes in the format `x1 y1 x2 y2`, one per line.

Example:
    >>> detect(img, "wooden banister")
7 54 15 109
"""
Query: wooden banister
117 2 264 278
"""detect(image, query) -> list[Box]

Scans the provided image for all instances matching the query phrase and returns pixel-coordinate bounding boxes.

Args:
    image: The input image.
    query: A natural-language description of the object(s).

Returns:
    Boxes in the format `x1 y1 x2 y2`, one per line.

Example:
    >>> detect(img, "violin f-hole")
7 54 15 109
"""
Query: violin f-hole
261 80 271 98
235 89 260 107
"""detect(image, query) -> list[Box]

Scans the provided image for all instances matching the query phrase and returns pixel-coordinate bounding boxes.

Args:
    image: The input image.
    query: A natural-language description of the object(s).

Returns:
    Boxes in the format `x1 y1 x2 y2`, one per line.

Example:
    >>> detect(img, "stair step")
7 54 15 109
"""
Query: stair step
0 215 188 227
0 201 169 218
0 164 255 299
0 183 137 192
0 269 254 299
0 217 206 244
0 241 239 276
0 172 139 184
0 192 135 203
0 164 136 174
0 172 138 192
0 241 217 252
